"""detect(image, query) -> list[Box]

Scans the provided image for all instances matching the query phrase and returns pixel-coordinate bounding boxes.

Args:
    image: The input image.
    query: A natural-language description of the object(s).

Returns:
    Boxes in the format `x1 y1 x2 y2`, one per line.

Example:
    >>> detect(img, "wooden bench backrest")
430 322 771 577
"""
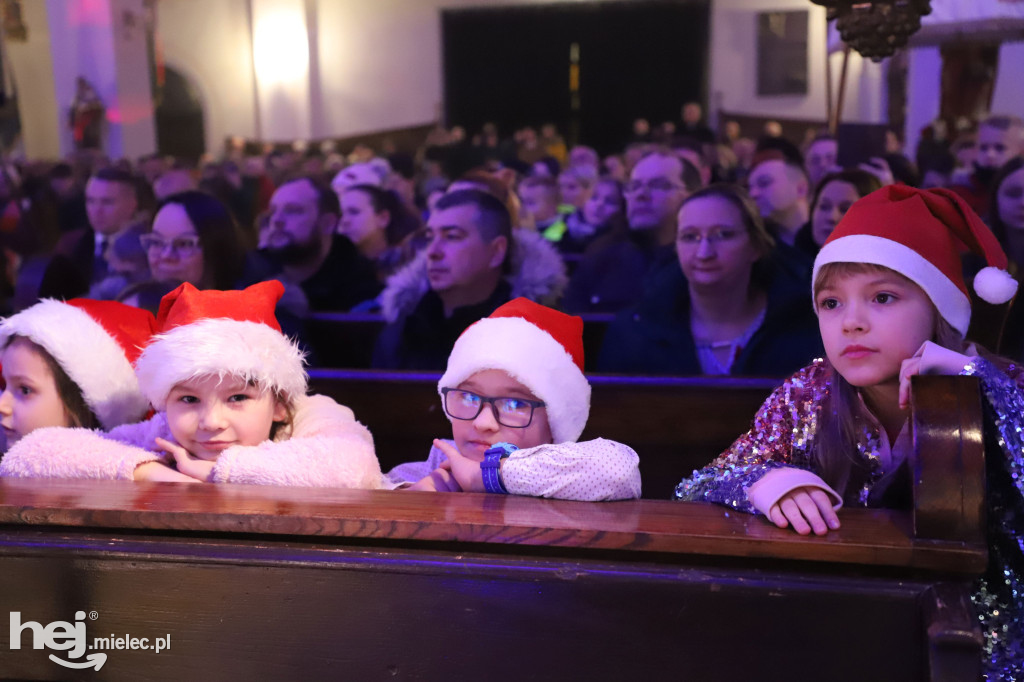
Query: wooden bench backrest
308 369 779 499
306 312 616 371
0 375 988 681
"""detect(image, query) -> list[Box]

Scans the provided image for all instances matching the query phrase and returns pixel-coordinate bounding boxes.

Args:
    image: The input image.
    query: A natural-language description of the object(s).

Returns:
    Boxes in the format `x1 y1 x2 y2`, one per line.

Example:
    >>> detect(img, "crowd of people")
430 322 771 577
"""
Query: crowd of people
0 106 1020 376
0 104 1023 677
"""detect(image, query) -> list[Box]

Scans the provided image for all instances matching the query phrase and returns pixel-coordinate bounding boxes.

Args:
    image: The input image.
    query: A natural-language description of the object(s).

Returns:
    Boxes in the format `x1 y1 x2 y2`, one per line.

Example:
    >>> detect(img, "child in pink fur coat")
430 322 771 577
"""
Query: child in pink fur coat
0 281 382 489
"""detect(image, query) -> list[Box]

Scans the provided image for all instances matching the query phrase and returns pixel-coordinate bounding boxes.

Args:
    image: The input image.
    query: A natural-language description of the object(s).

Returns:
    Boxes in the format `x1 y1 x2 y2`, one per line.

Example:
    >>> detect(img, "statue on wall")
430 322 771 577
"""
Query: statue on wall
69 77 104 151
2 0 27 42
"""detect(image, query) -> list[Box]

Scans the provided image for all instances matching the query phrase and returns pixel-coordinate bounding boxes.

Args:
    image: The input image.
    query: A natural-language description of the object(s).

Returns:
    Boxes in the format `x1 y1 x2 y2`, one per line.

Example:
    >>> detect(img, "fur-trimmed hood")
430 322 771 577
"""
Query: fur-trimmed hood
379 229 568 323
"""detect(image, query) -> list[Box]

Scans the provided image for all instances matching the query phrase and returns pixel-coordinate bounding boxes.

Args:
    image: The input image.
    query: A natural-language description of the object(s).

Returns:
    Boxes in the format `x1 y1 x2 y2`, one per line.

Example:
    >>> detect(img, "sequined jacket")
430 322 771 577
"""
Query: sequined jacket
674 357 1024 680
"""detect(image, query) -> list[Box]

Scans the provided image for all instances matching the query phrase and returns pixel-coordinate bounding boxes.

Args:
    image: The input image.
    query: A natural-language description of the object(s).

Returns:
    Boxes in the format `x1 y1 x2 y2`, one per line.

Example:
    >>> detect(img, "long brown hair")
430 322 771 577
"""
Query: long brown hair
810 263 966 494
4 336 99 430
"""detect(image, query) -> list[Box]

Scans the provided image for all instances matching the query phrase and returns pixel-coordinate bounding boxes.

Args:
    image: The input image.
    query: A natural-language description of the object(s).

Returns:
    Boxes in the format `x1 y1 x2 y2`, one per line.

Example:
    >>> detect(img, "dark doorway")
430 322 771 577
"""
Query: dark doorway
155 66 206 163
939 43 999 132
442 0 710 155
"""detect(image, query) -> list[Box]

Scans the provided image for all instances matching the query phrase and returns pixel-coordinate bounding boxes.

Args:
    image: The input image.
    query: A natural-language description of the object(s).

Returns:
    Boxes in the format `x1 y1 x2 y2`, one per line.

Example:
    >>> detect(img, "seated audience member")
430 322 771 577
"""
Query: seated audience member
330 161 388 200
920 148 957 190
338 184 421 282
951 132 978 185
88 223 150 301
679 102 715 145
153 167 198 201
137 153 168 185
530 156 560 179
119 191 247 314
563 176 627 256
566 145 601 177
540 123 568 163
386 298 641 500
248 176 382 311
598 184 822 375
373 189 565 370
38 167 145 301
804 134 838 191
603 154 627 182
747 147 815 290
951 114 1024 215
534 174 624 256
671 136 712 187
987 157 1024 359
1 281 382 489
518 175 563 232
449 168 524 229
794 170 882 257
748 149 809 246
557 167 593 211
564 149 700 314
0 298 156 449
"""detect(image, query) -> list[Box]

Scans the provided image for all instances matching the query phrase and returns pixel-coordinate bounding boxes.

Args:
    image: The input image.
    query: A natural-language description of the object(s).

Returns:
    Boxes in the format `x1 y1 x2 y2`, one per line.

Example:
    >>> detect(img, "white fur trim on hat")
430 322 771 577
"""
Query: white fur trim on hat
437 317 591 443
813 234 971 336
134 318 307 411
0 300 149 429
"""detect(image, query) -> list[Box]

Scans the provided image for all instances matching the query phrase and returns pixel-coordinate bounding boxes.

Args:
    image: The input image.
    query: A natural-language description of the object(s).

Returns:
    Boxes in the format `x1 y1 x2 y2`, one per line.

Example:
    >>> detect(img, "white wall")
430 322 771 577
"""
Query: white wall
5 1 60 158
156 0 258 152
711 0 886 125
158 0 626 150
991 40 1024 117
7 0 155 159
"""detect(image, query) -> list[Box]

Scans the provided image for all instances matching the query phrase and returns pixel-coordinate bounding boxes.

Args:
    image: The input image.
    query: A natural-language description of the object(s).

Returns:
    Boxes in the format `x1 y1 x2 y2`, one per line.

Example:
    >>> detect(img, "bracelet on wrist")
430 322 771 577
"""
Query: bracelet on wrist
480 442 517 494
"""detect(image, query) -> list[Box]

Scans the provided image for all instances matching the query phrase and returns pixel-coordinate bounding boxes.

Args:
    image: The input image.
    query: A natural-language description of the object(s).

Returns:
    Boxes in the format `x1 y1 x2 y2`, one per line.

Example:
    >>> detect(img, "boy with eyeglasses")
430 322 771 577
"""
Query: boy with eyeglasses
384 298 641 500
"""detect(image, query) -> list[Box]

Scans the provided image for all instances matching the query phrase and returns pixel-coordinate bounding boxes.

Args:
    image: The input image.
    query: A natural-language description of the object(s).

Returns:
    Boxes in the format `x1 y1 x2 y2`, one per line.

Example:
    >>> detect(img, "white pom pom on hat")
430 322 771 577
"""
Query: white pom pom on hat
813 185 1017 337
974 266 1018 305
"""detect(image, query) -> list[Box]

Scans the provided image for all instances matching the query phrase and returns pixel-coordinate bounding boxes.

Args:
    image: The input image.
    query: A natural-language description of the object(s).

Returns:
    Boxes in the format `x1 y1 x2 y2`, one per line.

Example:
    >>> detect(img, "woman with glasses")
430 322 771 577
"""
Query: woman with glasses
384 298 641 500
598 184 822 376
118 191 247 313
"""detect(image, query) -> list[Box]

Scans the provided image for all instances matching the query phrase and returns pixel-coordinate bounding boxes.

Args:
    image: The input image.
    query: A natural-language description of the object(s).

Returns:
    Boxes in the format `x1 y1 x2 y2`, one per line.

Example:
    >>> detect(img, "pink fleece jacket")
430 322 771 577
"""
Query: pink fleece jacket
0 394 382 489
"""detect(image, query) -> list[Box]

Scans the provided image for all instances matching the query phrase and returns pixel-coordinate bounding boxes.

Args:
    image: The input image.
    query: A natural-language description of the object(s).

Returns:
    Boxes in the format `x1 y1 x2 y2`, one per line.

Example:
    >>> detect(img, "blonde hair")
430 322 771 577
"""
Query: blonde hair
811 262 965 494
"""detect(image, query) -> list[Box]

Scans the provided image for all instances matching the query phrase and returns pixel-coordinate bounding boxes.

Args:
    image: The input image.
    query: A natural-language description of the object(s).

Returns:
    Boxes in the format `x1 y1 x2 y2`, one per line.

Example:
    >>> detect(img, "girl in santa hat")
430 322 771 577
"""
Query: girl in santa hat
0 280 382 489
385 297 641 501
675 185 1023 679
0 299 156 450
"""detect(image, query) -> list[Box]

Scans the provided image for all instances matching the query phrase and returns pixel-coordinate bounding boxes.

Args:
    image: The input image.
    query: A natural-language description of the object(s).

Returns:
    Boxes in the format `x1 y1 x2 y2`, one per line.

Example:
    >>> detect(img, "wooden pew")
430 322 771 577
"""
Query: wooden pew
0 377 987 681
304 312 616 371
305 312 385 369
307 369 781 500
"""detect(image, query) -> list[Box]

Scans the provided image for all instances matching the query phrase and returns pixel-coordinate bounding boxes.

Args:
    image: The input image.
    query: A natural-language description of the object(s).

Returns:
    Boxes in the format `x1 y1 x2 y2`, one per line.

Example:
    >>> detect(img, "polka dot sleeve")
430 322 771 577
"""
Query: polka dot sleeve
500 438 641 501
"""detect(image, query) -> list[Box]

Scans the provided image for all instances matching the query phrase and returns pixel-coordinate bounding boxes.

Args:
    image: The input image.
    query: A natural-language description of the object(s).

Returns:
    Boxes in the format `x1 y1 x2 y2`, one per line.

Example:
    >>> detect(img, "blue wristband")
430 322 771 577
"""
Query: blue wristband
481 442 517 494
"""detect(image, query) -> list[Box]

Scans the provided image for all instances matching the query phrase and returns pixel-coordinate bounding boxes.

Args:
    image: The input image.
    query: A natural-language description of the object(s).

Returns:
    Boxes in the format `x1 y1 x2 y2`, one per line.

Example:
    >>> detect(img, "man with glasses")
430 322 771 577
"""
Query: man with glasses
383 297 641 500
564 149 701 313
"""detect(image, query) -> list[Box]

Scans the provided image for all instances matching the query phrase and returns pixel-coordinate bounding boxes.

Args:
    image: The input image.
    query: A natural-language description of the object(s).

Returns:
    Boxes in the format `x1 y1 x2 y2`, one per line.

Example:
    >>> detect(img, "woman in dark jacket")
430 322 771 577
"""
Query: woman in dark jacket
598 184 823 376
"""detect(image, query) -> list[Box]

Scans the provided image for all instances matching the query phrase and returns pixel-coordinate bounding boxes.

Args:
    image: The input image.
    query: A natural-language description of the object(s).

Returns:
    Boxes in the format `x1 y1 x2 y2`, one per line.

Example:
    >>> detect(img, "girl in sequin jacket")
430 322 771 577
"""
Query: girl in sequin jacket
675 186 1023 679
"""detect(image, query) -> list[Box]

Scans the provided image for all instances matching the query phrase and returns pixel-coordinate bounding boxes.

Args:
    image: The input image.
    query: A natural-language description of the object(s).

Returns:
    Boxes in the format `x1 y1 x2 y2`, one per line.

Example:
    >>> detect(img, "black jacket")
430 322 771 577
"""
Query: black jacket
597 266 824 376
372 280 512 371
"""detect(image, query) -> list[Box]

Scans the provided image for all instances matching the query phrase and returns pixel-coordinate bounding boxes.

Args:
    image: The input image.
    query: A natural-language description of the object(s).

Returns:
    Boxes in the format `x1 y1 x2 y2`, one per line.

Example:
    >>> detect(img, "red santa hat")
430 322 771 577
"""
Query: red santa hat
813 185 1017 337
0 299 156 429
134 281 307 411
437 298 590 443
